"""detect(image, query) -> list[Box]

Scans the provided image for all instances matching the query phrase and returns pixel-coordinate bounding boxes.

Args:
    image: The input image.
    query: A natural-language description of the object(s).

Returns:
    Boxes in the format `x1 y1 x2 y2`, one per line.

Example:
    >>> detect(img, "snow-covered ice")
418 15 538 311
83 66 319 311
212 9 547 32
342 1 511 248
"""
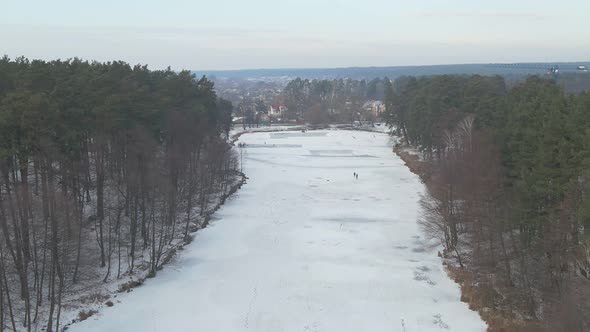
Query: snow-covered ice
72 130 486 332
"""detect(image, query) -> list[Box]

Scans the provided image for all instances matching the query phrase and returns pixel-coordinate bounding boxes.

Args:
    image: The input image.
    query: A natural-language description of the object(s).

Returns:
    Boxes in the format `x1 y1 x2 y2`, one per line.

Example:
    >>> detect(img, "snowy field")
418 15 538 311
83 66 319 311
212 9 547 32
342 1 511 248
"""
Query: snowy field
72 130 485 332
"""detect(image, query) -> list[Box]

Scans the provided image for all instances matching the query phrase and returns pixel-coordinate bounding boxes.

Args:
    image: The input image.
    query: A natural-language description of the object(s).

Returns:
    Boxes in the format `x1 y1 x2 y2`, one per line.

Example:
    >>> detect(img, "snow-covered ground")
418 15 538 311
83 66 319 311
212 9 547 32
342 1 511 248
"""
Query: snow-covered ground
72 130 485 332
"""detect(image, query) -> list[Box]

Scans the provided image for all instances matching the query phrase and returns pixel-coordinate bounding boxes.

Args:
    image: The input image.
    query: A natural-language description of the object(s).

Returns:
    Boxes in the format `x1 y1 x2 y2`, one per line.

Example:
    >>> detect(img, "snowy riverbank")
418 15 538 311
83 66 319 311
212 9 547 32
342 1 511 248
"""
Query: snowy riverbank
71 130 485 332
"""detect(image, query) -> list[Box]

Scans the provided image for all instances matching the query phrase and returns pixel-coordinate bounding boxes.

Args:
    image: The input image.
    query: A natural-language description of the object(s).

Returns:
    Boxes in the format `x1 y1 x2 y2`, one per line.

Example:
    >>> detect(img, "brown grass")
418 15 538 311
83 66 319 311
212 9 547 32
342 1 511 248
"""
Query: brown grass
79 292 110 304
445 265 543 331
78 309 98 321
117 279 144 293
394 148 431 180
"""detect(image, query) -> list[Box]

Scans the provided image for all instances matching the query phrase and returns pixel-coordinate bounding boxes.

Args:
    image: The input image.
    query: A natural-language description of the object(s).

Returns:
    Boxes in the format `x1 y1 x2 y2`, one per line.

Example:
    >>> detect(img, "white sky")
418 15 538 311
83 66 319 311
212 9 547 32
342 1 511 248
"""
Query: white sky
1 0 589 70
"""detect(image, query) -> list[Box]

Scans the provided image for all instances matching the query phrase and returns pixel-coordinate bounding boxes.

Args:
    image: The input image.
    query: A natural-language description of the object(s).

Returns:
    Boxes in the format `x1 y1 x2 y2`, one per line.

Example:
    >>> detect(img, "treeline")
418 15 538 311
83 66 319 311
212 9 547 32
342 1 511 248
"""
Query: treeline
237 98 266 128
283 77 387 123
0 57 237 331
385 75 590 330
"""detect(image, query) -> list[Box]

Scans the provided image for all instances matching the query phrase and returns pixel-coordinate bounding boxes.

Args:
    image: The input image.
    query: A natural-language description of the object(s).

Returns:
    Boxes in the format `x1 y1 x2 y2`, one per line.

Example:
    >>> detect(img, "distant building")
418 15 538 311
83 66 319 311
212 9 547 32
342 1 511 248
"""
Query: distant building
269 104 288 116
328 108 340 115
363 100 385 117
269 105 279 116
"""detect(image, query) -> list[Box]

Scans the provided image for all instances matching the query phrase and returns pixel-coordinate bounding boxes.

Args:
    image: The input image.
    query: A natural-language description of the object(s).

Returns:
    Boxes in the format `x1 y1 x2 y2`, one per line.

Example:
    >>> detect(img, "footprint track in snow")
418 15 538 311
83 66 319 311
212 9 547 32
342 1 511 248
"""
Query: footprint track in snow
244 285 258 330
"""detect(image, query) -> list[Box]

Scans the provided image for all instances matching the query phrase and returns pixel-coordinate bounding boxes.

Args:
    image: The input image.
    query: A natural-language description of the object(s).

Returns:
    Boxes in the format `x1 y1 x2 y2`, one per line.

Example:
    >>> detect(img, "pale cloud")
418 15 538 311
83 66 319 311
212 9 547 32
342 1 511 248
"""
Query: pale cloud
1 0 589 70
415 10 550 21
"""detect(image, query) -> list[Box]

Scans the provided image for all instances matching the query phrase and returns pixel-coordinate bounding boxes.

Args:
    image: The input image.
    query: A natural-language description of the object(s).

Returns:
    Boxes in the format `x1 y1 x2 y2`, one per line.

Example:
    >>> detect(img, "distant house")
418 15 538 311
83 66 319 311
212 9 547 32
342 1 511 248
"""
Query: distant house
363 100 385 117
269 104 288 116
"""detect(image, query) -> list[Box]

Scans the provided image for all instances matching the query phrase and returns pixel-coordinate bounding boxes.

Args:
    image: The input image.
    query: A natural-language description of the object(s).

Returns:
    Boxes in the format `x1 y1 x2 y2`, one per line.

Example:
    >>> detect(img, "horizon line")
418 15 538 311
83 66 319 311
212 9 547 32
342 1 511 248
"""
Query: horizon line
195 60 590 73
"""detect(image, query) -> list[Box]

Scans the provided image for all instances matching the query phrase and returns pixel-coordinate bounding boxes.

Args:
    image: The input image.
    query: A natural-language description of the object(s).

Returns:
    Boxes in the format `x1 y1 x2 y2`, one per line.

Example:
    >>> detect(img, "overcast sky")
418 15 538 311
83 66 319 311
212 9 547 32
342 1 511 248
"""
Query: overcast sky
1 0 589 70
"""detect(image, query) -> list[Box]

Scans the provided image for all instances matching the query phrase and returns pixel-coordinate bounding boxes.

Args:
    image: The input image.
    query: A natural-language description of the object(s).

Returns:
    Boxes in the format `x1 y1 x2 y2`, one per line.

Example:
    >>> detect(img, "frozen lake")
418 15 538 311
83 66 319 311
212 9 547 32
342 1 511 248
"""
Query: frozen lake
72 130 485 332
